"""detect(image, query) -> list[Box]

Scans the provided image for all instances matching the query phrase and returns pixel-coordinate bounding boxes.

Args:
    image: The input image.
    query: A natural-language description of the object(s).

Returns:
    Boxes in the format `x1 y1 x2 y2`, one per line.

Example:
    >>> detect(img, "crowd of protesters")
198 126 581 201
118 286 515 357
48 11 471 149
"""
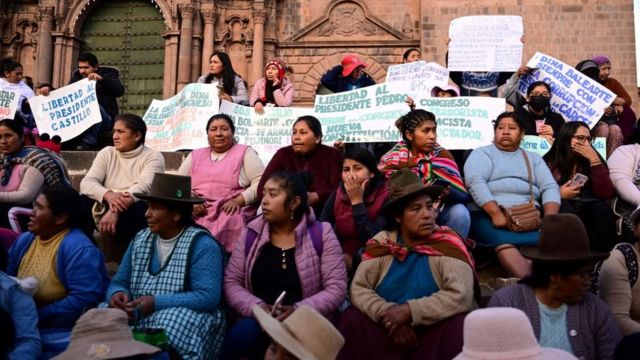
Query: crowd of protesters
1 32 640 360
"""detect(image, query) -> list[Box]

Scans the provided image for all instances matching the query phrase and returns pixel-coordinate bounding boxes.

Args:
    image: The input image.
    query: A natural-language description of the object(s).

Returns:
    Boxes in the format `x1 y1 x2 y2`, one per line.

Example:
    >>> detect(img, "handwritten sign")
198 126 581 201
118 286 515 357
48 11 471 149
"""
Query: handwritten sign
448 16 523 72
385 61 449 98
314 83 408 142
521 135 606 159
220 100 310 164
519 52 616 129
29 79 101 141
416 96 505 149
0 89 20 120
143 83 219 151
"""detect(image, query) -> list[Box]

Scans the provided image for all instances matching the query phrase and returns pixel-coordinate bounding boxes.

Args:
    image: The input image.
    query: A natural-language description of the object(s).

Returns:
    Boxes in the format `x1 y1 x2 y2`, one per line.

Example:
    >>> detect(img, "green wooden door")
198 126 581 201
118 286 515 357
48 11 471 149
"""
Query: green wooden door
80 0 166 115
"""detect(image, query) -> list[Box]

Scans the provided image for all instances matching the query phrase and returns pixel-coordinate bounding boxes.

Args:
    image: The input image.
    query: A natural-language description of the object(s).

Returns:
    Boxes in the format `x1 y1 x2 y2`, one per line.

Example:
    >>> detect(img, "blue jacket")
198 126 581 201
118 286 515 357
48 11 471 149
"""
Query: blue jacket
7 229 109 328
320 65 376 93
0 271 41 360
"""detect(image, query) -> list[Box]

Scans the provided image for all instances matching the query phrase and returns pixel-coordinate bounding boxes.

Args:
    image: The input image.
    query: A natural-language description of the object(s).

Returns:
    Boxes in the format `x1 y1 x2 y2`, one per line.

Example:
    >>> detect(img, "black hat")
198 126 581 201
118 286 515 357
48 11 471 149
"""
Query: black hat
133 173 204 204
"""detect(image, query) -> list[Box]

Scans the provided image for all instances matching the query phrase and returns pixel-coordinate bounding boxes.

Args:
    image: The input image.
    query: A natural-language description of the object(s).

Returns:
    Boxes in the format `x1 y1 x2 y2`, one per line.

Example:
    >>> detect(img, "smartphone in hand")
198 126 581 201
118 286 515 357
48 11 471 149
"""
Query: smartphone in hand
271 291 286 317
571 173 588 187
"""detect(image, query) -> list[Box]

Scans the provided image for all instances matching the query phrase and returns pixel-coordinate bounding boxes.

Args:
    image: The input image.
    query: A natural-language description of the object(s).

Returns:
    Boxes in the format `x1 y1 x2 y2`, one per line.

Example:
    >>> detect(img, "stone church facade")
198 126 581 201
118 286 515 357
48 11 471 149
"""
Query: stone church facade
1 0 638 113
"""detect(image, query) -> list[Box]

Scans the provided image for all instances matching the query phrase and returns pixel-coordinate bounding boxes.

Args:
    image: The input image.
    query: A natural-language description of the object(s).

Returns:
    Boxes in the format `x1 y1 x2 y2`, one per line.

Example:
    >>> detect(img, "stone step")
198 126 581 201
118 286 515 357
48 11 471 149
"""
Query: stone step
60 150 188 190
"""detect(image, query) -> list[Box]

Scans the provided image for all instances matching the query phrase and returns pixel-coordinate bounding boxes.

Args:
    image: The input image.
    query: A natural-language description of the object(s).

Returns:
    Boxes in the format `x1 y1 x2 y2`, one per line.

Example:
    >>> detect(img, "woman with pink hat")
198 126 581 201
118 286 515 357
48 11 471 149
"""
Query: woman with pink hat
249 58 294 114
319 54 375 93
488 213 622 360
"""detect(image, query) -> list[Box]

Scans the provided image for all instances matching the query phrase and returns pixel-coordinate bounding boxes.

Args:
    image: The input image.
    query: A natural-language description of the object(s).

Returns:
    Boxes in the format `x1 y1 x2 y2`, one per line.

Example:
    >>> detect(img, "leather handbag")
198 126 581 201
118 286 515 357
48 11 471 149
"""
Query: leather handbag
499 150 542 232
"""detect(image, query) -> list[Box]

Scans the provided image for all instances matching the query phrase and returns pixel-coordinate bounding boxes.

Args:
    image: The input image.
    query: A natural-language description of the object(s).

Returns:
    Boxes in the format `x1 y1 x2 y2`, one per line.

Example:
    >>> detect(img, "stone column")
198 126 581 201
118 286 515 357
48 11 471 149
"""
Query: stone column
191 12 202 82
177 4 195 91
201 9 217 76
251 1 266 86
36 6 55 85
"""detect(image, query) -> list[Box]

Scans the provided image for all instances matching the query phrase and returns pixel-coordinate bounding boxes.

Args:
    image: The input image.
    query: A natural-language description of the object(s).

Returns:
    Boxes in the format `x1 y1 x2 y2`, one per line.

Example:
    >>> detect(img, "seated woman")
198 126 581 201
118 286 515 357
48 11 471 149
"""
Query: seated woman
598 206 640 336
80 113 165 263
464 112 560 278
516 81 566 143
593 55 637 143
608 133 640 241
320 147 388 272
7 186 108 358
107 173 226 359
249 58 294 114
0 119 44 227
0 59 35 129
257 115 342 215
223 172 347 359
489 213 622 360
198 51 249 105
379 109 471 238
338 168 476 360
543 121 616 252
178 114 264 252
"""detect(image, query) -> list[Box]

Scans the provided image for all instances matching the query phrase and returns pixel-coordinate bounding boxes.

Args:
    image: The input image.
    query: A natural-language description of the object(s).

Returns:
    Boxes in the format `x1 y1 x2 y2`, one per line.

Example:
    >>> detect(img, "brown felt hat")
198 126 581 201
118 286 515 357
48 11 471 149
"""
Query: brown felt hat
520 213 609 263
381 168 443 214
133 173 204 204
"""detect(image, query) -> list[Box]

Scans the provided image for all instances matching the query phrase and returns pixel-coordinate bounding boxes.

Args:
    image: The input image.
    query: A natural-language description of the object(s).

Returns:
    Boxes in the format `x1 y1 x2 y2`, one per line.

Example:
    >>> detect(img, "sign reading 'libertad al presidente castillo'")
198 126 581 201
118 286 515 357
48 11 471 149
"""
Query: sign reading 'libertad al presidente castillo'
29 78 102 141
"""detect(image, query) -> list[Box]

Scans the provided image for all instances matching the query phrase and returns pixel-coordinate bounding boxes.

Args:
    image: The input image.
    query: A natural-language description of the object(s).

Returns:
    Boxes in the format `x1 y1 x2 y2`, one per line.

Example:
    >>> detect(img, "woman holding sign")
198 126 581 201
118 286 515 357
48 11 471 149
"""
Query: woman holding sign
198 51 249 105
177 113 265 252
0 59 35 129
379 109 471 238
543 121 616 252
464 112 560 278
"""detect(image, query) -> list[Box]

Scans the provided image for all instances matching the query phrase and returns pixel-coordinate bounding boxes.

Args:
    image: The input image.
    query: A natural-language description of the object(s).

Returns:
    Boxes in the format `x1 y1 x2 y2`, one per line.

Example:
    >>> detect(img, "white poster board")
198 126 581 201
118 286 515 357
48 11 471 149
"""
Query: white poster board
448 15 523 72
0 89 20 120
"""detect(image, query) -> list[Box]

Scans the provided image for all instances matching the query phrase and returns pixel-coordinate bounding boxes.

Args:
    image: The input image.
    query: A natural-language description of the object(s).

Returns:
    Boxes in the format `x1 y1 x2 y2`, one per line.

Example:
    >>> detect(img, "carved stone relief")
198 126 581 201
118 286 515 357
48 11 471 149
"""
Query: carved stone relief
316 2 377 37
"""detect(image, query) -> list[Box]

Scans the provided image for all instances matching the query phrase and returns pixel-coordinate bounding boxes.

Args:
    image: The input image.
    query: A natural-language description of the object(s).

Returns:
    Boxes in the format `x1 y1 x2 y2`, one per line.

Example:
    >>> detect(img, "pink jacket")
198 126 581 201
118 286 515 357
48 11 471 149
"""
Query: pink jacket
249 78 294 107
224 211 347 317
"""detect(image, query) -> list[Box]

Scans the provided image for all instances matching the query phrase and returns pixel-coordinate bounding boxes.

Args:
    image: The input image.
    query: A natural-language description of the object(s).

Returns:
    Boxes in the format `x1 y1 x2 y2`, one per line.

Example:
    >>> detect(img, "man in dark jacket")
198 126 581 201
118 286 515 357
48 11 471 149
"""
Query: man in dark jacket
69 53 124 149
320 54 375 93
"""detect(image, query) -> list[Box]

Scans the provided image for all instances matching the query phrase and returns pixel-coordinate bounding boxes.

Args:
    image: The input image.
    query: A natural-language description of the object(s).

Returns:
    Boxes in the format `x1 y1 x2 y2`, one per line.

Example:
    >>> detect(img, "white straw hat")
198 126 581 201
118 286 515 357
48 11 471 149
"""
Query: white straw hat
253 305 344 360
453 308 578 360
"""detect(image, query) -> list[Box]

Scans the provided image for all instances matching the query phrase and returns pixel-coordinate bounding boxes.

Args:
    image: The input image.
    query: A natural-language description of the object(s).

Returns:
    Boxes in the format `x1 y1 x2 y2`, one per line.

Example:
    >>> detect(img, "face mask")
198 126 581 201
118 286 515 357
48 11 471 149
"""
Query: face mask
529 95 550 112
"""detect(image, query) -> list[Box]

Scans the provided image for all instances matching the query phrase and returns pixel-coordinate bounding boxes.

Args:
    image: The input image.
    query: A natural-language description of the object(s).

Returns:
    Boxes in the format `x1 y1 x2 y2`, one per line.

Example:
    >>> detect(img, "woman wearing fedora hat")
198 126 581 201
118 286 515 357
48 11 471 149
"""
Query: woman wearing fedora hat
338 168 476 360
106 173 227 359
489 213 622 360
464 111 560 278
379 109 471 238
223 172 346 359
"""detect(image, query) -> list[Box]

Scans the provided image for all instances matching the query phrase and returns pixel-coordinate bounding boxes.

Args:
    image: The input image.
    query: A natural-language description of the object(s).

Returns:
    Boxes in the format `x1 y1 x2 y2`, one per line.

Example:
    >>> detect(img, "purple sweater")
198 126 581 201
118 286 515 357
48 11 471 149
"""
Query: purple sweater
488 284 621 360
224 212 347 317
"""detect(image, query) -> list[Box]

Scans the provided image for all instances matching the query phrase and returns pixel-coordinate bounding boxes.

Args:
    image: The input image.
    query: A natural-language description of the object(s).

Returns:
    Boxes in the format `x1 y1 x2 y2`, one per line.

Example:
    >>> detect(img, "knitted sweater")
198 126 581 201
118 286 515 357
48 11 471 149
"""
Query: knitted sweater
599 244 640 335
608 144 640 206
107 229 223 312
488 284 622 360
464 144 561 210
0 165 44 204
80 145 165 203
350 230 476 327
249 78 294 107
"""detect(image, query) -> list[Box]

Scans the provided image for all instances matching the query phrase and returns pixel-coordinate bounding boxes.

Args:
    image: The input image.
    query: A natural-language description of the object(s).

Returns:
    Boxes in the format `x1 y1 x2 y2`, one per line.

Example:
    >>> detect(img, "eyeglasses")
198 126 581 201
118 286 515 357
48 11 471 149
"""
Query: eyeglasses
572 135 593 143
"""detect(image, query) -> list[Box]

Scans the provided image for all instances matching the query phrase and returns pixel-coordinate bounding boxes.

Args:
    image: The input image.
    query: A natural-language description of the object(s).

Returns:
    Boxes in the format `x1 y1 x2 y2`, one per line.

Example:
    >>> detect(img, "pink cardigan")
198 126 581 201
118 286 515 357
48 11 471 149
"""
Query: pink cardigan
249 78 294 107
224 212 347 317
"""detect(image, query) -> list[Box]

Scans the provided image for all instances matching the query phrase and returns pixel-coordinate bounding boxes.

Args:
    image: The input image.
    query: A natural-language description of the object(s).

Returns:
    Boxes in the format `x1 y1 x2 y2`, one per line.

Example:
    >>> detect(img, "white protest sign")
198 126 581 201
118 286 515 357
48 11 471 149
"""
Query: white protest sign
314 83 408 143
143 83 219 151
518 52 615 129
219 100 311 164
448 15 523 72
415 96 505 149
29 79 101 141
385 61 449 98
521 135 606 159
0 88 20 120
